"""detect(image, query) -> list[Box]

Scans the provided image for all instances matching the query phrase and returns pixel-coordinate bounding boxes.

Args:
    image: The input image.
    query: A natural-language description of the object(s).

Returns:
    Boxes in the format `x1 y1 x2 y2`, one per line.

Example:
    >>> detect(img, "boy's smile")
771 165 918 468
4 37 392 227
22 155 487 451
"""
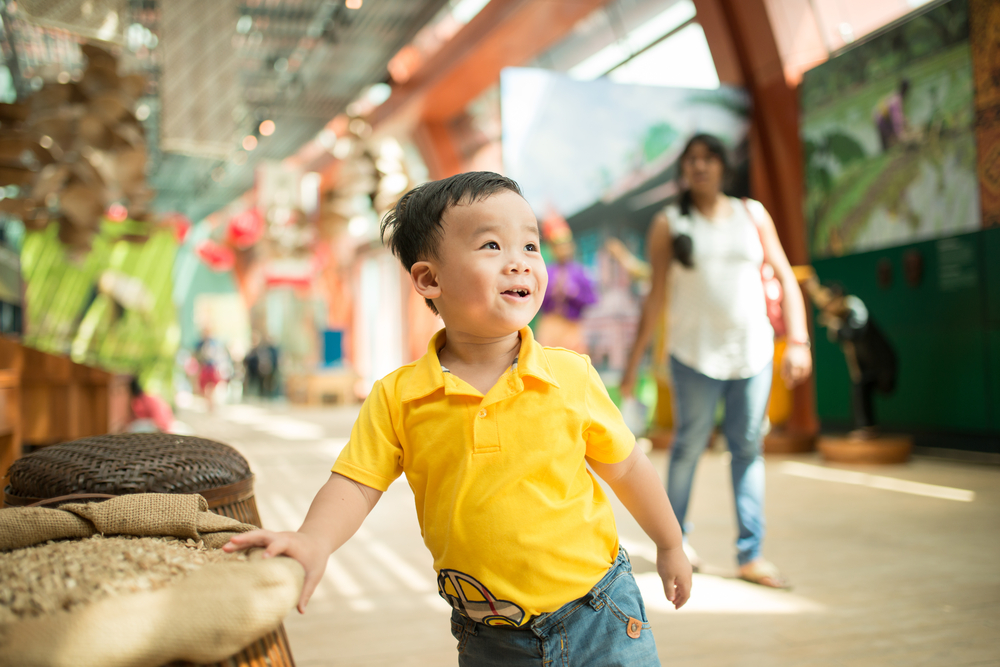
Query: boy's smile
411 190 547 339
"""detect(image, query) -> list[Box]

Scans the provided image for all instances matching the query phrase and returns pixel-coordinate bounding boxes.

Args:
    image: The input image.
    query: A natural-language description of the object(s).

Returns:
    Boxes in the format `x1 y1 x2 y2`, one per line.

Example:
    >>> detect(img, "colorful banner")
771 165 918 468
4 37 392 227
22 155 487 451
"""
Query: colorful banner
801 0 980 259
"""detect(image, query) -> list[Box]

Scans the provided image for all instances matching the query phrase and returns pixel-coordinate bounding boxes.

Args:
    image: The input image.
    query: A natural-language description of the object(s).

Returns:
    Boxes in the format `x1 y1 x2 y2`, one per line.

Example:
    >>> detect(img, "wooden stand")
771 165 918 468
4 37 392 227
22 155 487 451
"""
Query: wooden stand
817 433 914 464
0 337 129 478
0 338 22 481
647 429 673 451
286 369 359 406
764 427 816 454
21 347 129 447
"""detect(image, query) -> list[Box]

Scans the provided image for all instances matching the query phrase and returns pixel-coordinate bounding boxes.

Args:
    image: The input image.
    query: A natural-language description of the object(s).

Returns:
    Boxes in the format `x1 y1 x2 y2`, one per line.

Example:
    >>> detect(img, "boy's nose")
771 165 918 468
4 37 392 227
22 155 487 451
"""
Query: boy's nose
506 258 530 273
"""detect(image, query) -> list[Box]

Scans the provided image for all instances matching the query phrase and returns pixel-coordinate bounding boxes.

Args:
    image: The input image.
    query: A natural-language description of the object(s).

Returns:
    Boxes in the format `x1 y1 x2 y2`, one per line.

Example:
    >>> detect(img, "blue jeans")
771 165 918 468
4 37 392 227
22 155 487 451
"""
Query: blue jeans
668 356 772 566
450 547 658 666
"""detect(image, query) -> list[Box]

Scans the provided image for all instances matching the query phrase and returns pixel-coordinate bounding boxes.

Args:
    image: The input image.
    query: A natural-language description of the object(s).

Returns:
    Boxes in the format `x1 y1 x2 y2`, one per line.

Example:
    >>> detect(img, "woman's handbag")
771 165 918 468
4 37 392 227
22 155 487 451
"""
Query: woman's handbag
742 199 785 337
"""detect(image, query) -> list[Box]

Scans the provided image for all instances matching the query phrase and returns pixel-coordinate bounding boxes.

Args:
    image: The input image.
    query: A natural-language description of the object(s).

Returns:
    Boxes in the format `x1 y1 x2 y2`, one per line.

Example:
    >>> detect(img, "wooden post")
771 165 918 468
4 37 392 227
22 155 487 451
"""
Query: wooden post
0 337 22 480
694 0 821 449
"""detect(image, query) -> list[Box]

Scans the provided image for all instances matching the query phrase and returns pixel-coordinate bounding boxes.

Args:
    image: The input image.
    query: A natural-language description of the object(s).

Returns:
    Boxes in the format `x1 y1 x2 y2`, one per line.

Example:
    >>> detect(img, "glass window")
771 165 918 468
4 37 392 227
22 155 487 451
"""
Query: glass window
607 23 720 89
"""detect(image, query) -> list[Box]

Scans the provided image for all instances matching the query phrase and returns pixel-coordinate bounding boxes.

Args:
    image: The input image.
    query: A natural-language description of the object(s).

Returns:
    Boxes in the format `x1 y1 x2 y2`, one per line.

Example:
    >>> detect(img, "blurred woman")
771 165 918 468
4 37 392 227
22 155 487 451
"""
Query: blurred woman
620 134 811 587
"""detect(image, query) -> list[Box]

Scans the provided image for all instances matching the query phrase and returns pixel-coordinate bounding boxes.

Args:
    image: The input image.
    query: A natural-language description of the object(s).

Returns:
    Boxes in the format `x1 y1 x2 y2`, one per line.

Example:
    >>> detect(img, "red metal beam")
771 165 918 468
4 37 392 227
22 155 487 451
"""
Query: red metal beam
371 0 611 129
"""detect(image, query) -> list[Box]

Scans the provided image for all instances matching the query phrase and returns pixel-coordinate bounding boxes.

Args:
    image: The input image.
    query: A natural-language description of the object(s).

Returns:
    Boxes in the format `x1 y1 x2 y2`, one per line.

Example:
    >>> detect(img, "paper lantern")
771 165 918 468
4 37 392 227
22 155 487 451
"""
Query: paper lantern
163 212 192 243
195 239 235 272
227 208 264 248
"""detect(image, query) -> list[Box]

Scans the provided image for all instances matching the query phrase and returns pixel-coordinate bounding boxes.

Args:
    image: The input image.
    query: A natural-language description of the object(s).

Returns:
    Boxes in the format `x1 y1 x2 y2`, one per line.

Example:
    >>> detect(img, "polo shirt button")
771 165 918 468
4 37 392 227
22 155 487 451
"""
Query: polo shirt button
478 409 487 418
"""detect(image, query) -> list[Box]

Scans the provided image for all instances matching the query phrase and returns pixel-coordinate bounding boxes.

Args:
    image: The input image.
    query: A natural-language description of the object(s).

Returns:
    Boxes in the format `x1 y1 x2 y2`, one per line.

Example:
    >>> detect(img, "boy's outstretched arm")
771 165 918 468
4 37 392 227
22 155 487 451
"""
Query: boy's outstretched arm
588 446 692 609
223 472 382 613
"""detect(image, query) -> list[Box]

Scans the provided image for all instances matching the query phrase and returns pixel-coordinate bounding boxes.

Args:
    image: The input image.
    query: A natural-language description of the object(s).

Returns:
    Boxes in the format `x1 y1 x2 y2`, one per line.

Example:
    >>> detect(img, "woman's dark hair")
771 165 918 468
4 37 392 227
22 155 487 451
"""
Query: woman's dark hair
677 133 730 217
380 171 523 314
129 377 143 398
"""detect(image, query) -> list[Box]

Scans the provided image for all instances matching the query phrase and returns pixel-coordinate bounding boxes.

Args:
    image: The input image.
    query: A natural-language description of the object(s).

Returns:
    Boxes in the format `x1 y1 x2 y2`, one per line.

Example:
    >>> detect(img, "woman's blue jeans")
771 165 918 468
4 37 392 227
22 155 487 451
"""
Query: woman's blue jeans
668 355 772 566
450 547 658 666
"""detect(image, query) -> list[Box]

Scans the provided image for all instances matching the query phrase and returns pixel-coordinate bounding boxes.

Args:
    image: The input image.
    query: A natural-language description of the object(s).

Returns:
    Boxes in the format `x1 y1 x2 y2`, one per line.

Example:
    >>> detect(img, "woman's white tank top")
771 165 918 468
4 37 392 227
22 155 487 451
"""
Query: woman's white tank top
665 197 774 380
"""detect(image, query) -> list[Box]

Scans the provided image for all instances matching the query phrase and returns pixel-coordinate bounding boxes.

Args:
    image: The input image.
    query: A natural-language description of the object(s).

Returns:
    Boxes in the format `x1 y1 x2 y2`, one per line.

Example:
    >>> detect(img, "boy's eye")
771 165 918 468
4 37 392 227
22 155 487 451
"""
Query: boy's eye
525 243 538 252
483 241 500 250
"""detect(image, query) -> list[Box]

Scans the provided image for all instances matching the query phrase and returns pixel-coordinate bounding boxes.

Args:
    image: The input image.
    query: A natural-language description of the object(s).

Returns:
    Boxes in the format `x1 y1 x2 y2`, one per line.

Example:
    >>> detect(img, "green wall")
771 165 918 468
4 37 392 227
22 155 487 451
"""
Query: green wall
812 228 1000 452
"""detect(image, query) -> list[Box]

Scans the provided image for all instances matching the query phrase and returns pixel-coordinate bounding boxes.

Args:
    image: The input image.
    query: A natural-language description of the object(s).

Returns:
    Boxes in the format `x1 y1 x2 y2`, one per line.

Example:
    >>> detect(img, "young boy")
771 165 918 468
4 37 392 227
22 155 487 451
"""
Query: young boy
224 172 691 665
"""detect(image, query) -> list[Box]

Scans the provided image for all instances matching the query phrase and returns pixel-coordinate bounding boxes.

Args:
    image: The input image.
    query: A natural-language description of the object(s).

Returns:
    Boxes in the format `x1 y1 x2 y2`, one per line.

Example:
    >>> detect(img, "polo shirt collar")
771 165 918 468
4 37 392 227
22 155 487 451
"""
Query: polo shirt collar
401 326 559 403
516 325 560 389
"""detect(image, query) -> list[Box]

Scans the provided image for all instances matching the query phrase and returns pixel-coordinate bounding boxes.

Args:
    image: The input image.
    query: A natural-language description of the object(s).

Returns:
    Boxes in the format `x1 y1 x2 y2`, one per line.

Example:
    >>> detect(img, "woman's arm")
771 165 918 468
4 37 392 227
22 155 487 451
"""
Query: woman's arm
756 207 813 386
620 213 673 397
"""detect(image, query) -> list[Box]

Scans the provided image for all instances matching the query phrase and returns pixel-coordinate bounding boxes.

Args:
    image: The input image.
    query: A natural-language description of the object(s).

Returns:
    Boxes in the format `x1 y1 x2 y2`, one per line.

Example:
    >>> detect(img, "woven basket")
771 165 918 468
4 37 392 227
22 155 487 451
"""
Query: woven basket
1 433 295 667
3 433 261 526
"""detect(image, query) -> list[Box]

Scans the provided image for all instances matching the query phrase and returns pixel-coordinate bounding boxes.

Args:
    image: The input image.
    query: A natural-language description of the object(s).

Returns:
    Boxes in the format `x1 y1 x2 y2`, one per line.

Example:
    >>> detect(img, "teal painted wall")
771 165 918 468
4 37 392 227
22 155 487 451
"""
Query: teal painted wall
812 229 999 451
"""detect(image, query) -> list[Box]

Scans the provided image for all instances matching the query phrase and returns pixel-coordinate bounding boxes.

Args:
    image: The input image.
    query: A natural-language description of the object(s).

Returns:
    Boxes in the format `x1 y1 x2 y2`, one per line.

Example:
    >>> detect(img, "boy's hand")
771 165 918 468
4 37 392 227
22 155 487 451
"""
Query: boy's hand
656 545 692 610
224 529 331 613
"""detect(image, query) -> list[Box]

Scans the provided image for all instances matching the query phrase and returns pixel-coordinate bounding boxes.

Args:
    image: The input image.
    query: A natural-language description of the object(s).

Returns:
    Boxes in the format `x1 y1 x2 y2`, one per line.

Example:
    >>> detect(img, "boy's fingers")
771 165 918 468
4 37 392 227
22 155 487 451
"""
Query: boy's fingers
224 530 284 554
263 535 289 558
674 578 692 609
298 571 322 613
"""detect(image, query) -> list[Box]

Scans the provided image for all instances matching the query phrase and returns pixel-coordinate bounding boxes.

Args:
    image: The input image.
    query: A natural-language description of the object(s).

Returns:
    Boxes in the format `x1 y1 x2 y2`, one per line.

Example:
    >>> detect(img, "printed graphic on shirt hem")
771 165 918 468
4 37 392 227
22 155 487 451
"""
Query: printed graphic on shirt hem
437 569 526 627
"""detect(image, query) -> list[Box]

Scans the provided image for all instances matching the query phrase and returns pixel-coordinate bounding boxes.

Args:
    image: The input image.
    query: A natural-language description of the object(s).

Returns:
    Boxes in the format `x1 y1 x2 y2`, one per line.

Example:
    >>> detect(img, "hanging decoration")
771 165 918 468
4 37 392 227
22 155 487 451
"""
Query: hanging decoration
194 239 236 272
163 212 192 243
0 43 156 255
226 208 265 249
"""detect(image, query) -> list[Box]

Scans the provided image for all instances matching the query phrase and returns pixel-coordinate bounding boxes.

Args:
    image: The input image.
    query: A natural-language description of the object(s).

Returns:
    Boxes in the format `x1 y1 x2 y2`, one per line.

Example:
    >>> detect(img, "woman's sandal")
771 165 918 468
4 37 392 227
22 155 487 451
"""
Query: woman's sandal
738 560 791 589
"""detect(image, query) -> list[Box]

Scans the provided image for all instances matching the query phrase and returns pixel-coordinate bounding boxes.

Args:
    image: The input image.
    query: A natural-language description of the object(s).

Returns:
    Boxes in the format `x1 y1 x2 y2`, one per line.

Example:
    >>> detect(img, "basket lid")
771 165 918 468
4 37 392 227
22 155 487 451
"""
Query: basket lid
5 433 253 501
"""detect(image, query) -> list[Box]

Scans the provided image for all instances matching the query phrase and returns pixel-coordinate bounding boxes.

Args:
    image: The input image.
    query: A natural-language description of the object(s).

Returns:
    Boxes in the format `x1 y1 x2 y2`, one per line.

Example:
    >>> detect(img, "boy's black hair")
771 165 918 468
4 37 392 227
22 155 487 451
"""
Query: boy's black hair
677 133 731 217
129 376 143 398
380 171 523 314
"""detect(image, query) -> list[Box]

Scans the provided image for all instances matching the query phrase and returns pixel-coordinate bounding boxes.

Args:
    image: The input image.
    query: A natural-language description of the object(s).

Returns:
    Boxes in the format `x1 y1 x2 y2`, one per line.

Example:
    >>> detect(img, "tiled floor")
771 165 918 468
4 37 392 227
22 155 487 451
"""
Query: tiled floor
179 401 1000 667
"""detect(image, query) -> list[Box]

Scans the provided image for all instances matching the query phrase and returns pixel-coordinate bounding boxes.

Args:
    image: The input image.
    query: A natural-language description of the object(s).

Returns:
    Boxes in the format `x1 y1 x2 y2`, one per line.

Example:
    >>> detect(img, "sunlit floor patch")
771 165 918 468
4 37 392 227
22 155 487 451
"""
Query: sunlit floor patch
218 405 326 440
252 418 325 440
635 572 825 615
780 461 975 502
321 437 350 458
218 404 270 424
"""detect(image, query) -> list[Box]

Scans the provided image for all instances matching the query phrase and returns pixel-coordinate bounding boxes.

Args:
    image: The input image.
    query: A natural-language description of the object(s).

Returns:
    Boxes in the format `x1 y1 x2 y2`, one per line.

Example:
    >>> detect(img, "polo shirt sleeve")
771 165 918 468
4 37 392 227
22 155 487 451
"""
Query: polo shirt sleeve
583 359 635 464
331 379 404 492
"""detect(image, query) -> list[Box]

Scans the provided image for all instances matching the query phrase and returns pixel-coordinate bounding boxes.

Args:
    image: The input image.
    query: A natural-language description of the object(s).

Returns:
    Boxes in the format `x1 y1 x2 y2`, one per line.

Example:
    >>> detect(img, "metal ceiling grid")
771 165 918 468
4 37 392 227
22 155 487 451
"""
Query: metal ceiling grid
152 0 450 221
6 0 452 222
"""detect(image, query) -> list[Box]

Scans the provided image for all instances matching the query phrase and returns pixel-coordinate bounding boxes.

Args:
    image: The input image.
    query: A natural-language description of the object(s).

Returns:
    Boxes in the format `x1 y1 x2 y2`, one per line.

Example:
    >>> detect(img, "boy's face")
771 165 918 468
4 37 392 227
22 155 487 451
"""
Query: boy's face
416 190 547 338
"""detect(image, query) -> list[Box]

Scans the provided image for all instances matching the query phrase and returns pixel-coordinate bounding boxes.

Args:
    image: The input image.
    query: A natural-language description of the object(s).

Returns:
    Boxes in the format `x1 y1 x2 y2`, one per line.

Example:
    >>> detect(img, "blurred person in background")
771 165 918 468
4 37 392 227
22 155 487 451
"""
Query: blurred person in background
244 332 280 399
195 327 230 410
535 209 597 354
127 377 174 433
621 133 812 588
873 79 913 151
804 278 897 436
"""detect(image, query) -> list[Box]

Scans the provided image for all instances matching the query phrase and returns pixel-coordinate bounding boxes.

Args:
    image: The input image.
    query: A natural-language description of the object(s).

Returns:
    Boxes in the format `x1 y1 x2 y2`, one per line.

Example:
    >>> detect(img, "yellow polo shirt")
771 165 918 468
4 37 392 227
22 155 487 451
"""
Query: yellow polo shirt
332 326 634 626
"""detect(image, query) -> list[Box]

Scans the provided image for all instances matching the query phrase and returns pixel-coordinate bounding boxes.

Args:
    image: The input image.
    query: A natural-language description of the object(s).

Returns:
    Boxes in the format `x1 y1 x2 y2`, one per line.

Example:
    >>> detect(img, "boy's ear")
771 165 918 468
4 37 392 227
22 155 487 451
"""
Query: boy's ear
410 261 441 301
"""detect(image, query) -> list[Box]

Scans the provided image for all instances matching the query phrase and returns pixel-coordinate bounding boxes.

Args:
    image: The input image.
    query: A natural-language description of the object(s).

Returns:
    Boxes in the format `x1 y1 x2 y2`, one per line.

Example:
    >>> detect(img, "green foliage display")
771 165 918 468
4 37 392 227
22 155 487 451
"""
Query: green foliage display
21 222 180 395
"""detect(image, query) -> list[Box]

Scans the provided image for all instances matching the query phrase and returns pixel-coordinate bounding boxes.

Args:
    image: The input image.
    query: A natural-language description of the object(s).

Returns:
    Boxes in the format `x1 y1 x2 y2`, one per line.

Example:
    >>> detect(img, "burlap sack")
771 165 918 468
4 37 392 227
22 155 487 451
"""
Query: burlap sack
0 555 304 667
0 493 258 550
0 494 303 666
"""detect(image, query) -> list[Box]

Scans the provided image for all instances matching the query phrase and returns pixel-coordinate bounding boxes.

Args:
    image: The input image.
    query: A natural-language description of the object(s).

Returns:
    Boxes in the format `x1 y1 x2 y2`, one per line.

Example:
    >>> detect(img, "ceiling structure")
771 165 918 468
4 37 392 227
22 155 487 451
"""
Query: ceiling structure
6 0 452 222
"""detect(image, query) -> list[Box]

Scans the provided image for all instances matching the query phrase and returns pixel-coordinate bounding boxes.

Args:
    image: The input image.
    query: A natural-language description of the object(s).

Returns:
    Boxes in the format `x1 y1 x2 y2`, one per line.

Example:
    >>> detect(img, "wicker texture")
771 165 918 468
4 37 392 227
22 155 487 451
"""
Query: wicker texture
4 433 252 500
1 432 294 667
